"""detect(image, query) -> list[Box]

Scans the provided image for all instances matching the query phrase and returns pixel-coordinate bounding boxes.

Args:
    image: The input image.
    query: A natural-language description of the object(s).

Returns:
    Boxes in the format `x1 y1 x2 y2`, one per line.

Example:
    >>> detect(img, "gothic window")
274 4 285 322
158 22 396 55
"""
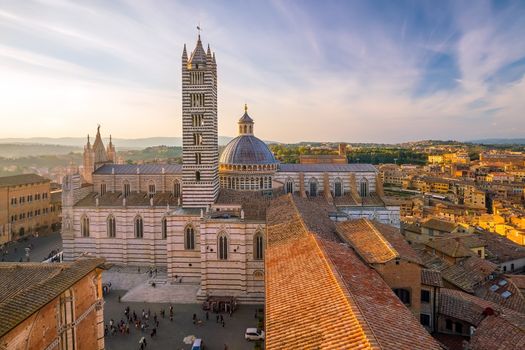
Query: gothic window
100 183 107 195
285 178 294 194
185 225 195 250
123 182 131 198
259 177 263 189
134 216 143 239
334 178 343 197
173 180 181 197
107 215 116 238
309 178 318 197
254 232 264 260
195 153 202 164
195 171 201 182
162 217 167 240
218 233 228 260
81 215 90 237
253 270 264 280
148 183 156 199
360 178 369 197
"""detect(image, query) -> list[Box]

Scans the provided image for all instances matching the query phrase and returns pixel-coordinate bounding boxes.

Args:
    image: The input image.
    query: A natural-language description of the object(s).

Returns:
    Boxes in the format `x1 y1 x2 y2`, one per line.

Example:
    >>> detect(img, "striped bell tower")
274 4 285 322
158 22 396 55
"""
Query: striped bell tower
181 34 219 208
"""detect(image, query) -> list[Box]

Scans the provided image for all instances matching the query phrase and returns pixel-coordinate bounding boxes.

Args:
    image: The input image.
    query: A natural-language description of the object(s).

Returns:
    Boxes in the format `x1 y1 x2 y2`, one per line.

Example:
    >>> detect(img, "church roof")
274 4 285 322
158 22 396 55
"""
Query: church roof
93 164 182 175
220 135 277 165
238 112 254 124
278 163 377 172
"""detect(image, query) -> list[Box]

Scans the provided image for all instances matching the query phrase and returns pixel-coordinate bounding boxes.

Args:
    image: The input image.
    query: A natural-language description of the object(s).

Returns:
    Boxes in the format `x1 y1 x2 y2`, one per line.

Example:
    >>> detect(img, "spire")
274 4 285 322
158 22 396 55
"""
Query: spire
244 103 248 113
182 44 187 60
109 134 113 146
207 44 212 56
189 32 207 65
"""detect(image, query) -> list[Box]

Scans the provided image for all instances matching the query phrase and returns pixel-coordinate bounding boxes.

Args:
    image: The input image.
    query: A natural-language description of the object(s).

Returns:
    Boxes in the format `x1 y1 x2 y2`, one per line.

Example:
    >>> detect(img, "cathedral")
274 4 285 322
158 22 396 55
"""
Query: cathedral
62 35 400 303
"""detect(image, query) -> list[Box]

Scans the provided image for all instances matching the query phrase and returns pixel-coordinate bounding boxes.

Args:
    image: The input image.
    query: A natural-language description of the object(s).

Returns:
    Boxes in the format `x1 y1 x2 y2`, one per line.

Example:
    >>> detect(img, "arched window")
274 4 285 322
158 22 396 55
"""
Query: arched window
65 217 71 231
162 217 167 239
173 180 181 197
134 216 143 238
81 215 90 237
254 232 264 260
334 178 343 197
123 181 131 198
259 177 264 189
218 233 228 260
196 171 201 181
309 178 318 197
185 225 195 250
285 178 294 194
107 215 116 238
360 178 369 197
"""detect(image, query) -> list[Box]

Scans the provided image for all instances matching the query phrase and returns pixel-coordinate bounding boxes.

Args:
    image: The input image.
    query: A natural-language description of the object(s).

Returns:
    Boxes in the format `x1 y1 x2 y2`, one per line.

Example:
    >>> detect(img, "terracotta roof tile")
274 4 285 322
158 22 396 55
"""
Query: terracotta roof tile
265 196 372 349
320 239 441 350
469 315 525 350
0 174 49 187
421 269 443 287
265 195 440 350
337 219 422 264
0 258 105 337
426 238 473 258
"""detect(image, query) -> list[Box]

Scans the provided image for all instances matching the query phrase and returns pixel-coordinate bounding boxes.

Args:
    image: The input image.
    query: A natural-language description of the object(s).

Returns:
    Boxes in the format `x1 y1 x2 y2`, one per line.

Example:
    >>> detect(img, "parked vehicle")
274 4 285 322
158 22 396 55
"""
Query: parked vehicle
191 338 204 350
245 328 265 341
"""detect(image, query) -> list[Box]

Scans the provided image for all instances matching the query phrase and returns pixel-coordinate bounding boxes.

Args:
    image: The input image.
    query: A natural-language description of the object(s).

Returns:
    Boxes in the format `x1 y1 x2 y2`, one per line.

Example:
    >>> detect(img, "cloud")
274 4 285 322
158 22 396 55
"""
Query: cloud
0 0 524 142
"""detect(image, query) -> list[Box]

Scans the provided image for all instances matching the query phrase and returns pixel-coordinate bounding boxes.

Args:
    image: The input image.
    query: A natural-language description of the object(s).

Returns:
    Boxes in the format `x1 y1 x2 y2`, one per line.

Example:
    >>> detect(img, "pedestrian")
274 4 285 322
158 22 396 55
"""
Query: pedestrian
192 313 197 324
222 319 225 327
216 314 219 323
150 328 156 338
220 314 224 323
139 336 147 349
156 320 159 328
206 311 209 320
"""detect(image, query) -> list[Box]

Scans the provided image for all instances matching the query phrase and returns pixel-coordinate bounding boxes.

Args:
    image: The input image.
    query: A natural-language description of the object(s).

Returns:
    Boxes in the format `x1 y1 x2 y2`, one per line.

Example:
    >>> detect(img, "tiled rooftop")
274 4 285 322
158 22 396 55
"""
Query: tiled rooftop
425 238 473 258
475 230 525 263
421 218 458 232
93 163 182 175
336 218 422 264
0 173 49 187
278 163 377 173
265 194 440 350
469 315 525 350
265 196 372 349
440 256 498 293
421 269 443 287
475 277 525 314
0 258 105 337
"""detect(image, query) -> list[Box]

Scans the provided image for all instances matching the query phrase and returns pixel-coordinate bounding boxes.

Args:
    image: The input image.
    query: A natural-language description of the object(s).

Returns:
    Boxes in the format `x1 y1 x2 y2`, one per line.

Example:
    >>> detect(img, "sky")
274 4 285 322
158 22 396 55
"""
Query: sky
1 0 525 143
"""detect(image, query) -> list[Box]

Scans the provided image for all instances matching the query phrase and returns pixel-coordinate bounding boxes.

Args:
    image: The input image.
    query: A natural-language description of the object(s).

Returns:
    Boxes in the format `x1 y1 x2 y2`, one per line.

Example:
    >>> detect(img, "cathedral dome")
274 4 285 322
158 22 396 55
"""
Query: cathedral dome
220 135 277 165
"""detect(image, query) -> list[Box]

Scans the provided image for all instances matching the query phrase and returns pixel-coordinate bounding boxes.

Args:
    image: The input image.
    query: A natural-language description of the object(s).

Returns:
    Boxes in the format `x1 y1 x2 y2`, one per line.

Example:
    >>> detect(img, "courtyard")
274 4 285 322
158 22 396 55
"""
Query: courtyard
103 291 263 350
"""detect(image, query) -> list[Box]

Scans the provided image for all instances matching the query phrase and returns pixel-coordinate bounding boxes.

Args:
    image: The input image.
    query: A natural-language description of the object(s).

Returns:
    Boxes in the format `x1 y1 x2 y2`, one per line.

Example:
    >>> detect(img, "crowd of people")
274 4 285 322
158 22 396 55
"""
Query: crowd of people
105 304 235 349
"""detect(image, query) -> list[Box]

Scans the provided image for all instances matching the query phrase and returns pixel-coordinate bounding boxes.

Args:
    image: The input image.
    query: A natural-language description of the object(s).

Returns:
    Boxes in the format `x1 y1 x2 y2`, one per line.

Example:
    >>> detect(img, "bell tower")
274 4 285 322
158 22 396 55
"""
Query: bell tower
181 34 219 207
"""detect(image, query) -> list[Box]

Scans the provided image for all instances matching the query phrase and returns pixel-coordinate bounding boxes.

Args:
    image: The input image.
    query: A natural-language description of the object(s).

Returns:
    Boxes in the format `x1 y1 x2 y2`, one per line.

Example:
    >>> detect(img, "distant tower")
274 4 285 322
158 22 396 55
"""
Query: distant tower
82 134 94 183
181 34 219 208
107 135 117 162
82 125 112 183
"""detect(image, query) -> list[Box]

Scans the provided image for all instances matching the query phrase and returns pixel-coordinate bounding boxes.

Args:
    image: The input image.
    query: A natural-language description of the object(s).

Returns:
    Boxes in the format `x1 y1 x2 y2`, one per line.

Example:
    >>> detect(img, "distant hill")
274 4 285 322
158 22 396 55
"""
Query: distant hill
0 144 81 158
468 138 525 145
0 136 235 149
